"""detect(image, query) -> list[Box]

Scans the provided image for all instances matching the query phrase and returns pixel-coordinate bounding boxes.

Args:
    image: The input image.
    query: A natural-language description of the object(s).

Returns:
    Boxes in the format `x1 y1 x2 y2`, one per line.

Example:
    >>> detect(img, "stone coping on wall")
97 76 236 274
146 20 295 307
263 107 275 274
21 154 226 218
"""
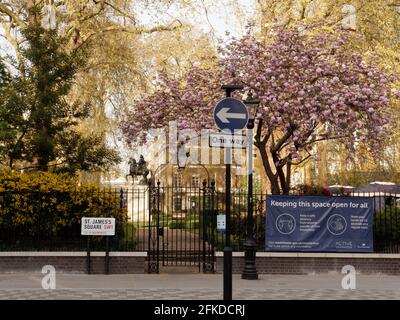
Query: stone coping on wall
215 252 400 259
0 251 147 257
1 252 398 259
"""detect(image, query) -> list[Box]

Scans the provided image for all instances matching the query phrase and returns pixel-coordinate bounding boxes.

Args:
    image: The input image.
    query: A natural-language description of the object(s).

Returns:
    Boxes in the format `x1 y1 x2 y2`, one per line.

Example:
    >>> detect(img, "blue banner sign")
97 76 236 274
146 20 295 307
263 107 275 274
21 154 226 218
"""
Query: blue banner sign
265 195 373 252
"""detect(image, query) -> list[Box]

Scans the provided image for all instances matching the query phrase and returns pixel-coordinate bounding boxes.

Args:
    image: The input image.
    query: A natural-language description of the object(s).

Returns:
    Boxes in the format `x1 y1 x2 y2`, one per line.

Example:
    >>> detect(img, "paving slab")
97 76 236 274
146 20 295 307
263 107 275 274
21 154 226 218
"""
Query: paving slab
0 273 400 300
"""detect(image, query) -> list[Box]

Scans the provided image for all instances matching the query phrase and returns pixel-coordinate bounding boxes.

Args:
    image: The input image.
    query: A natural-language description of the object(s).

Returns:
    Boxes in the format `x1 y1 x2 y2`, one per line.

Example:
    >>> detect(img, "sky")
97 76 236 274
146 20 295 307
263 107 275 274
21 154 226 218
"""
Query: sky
0 1 258 63
135 0 258 42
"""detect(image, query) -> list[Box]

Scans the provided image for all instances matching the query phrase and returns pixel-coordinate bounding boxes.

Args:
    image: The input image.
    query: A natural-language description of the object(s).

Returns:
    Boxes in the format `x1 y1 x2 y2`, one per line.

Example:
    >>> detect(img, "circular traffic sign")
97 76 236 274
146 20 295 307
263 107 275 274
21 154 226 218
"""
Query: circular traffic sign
213 98 249 132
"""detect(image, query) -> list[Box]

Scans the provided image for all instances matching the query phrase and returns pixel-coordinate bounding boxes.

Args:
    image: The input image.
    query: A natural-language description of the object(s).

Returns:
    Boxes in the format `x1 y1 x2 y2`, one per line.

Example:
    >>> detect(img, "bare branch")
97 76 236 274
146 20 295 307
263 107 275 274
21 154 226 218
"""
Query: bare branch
303 135 347 147
74 20 183 49
0 3 27 28
292 154 312 166
0 19 24 74
271 126 294 153
78 3 106 24
103 0 137 25
255 118 270 147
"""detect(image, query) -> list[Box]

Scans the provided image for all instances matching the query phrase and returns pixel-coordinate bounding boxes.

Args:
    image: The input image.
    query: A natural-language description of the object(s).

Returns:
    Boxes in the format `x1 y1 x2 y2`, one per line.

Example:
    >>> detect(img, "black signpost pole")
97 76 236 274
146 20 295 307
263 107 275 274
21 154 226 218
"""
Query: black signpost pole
82 218 115 275
86 236 91 275
221 84 244 301
105 236 110 275
224 144 232 301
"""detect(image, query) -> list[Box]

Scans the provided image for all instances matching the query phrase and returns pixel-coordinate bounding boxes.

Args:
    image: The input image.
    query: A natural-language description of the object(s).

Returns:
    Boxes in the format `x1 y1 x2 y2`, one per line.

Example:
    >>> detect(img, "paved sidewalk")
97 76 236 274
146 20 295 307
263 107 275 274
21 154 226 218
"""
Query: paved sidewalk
1 273 400 300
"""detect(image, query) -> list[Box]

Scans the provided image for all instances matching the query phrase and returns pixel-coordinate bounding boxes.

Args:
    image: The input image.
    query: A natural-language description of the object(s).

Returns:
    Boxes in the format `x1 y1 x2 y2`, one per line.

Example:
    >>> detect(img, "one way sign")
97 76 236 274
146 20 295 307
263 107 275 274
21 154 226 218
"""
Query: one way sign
213 98 248 132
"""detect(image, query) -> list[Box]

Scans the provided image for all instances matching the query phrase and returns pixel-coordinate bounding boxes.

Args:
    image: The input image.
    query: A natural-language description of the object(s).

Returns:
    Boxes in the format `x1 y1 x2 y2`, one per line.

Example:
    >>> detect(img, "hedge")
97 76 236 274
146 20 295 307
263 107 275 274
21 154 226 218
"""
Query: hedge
0 169 128 250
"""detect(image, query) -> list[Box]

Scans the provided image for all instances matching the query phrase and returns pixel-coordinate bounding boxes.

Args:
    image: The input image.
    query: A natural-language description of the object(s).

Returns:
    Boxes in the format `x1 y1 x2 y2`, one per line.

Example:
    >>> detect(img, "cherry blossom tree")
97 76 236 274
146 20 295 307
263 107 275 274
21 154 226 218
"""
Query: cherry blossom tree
121 65 223 145
122 27 399 194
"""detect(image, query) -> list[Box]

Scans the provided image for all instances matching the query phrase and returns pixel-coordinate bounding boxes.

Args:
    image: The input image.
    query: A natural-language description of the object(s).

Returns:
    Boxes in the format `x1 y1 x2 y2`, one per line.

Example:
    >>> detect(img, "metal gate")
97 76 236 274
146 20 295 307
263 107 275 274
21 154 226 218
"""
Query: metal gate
147 181 216 273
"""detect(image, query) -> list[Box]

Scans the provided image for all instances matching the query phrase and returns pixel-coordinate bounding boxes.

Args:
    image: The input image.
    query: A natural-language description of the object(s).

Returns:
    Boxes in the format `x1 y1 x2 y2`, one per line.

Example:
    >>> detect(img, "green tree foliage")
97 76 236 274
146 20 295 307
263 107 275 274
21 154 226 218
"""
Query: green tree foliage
56 131 122 173
24 26 82 170
0 25 120 172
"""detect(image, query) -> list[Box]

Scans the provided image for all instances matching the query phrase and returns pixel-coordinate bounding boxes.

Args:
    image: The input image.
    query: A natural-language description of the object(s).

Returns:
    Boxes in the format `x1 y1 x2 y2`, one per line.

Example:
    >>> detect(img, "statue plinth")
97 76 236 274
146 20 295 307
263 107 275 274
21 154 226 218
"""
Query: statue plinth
125 155 151 222
127 183 150 222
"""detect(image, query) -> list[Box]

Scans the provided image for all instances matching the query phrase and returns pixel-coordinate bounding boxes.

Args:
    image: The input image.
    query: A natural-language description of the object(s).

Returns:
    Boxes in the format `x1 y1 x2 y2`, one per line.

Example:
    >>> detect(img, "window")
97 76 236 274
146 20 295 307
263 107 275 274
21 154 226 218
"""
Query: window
189 196 198 209
173 174 182 188
174 196 182 211
191 175 200 188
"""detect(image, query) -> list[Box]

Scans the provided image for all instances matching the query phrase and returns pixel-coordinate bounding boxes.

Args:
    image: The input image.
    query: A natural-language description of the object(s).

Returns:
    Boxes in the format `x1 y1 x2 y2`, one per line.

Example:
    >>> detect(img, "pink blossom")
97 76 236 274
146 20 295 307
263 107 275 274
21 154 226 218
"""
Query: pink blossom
121 27 397 170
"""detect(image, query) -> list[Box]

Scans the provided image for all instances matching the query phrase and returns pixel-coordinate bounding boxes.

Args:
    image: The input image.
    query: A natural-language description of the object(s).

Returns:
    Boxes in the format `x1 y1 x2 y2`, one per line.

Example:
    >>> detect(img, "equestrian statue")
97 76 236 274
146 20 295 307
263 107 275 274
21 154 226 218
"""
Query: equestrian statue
126 155 150 185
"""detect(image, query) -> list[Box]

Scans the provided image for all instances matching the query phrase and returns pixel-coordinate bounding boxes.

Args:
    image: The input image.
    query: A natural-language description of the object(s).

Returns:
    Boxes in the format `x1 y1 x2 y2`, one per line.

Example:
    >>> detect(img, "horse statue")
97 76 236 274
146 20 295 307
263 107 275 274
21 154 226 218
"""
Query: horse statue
126 155 150 185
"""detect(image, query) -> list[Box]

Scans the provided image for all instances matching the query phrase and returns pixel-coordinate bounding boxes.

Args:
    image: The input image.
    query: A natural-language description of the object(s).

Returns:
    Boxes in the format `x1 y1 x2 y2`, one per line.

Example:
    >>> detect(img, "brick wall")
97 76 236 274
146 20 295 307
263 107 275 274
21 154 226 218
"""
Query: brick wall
0 252 147 274
2 252 399 275
215 252 400 275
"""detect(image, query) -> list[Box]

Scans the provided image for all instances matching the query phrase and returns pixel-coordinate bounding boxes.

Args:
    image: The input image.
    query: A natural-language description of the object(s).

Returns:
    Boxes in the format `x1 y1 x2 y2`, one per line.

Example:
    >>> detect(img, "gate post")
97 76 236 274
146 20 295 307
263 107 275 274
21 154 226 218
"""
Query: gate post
202 180 215 273
210 180 216 271
147 181 160 273
156 180 161 270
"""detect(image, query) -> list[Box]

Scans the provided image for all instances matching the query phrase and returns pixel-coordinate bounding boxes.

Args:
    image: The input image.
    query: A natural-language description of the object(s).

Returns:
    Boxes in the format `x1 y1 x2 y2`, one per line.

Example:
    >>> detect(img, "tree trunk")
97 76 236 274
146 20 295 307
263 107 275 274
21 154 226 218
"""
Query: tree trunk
9 156 14 169
285 160 292 194
270 178 281 195
318 141 328 186
254 119 291 195
256 143 281 195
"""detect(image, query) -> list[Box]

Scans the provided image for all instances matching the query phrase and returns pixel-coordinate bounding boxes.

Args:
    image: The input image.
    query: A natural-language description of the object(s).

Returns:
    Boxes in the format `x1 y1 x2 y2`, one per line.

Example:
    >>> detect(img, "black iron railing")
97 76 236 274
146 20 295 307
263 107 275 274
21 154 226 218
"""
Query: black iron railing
0 189 399 253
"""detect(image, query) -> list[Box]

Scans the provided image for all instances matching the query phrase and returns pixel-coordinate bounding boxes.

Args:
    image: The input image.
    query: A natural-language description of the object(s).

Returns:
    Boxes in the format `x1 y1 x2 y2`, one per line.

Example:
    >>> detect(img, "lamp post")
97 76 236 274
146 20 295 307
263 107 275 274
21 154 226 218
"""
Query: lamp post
177 140 211 186
152 163 169 185
242 90 259 280
177 141 190 170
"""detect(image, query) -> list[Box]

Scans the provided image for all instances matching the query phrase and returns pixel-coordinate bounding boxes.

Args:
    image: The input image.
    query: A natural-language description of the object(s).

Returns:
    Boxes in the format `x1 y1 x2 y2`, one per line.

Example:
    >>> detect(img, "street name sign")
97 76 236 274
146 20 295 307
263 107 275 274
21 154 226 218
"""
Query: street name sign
213 98 248 132
209 132 248 149
81 217 116 236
